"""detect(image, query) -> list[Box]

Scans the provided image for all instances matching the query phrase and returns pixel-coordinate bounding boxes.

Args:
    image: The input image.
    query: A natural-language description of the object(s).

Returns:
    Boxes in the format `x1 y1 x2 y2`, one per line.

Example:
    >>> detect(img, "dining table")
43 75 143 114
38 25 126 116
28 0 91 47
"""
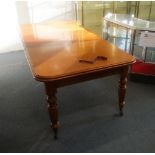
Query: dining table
20 21 135 139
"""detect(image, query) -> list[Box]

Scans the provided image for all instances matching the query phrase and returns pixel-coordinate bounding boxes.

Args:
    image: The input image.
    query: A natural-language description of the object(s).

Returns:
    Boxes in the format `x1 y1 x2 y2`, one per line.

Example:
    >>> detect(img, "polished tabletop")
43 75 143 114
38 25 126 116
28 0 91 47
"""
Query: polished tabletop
20 21 134 81
104 13 155 31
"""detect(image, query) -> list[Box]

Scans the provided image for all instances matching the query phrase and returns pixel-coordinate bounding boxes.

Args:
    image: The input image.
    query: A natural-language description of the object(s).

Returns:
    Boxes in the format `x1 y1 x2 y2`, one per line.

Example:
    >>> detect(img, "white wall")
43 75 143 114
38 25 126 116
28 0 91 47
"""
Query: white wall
0 1 76 53
16 1 76 24
0 1 23 53
15 1 31 24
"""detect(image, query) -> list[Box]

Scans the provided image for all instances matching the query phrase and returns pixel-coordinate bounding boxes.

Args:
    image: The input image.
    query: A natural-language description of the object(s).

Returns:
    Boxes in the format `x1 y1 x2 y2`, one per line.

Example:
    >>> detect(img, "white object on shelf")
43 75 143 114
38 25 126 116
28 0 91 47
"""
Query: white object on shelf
139 31 155 48
139 31 155 61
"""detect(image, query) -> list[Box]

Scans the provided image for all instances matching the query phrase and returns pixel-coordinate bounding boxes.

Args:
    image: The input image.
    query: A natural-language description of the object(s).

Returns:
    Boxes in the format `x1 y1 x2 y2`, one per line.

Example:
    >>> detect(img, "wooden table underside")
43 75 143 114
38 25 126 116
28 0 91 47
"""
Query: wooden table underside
44 65 129 139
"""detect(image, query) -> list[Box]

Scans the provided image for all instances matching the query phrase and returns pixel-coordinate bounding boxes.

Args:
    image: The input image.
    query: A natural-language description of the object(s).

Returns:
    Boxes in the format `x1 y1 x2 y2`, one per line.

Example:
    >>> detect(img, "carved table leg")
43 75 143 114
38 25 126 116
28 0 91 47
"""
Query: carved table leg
44 82 60 139
118 67 129 116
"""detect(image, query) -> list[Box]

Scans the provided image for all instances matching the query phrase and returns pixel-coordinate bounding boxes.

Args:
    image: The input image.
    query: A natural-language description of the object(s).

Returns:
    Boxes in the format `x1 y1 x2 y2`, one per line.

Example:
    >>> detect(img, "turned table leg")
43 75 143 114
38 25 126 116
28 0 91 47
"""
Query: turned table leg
118 67 129 116
44 83 60 139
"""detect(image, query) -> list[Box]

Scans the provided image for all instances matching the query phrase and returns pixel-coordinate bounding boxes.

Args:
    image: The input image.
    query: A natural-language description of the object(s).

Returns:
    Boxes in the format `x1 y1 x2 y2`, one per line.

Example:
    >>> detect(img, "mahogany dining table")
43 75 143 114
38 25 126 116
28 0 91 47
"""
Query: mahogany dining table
20 21 135 139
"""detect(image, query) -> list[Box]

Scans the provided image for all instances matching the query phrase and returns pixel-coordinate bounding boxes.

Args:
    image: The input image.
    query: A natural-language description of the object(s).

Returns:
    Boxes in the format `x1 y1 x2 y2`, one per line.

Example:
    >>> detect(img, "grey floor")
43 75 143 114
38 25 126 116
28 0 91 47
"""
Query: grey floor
0 51 155 153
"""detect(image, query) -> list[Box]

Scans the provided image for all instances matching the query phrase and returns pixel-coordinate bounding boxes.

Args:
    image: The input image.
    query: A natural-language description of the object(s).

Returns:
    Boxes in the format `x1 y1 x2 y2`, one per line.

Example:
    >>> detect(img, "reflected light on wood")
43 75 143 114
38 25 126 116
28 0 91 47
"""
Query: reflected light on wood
20 21 135 81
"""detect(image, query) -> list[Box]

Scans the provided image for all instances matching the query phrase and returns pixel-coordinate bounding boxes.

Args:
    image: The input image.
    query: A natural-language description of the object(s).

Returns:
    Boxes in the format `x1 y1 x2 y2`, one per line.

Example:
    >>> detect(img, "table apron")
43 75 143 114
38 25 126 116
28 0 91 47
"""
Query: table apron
43 65 129 88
